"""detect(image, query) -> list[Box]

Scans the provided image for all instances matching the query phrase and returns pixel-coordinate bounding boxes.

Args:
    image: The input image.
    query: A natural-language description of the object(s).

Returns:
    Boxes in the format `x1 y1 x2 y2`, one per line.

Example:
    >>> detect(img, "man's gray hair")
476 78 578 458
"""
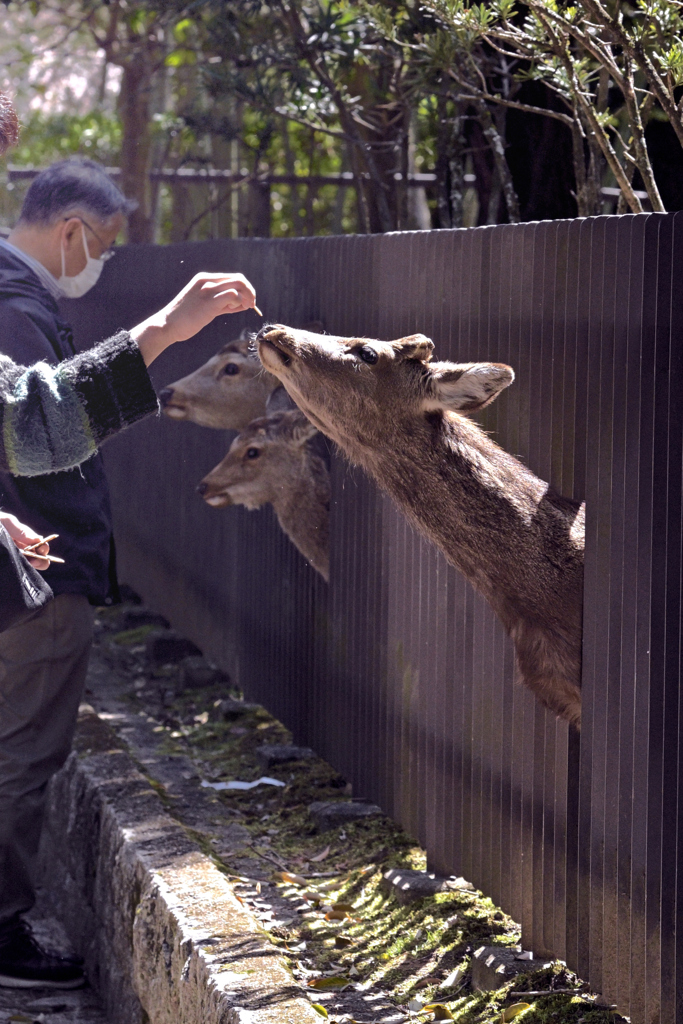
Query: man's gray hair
19 157 136 226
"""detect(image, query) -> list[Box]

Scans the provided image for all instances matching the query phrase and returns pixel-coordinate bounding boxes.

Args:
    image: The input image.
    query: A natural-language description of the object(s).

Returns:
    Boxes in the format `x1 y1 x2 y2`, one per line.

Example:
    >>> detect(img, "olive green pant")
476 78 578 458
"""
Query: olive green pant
0 594 94 925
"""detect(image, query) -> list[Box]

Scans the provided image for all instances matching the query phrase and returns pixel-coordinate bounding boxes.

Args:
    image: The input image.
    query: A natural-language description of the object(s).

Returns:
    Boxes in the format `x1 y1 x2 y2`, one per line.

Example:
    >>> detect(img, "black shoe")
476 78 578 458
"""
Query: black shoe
0 918 85 989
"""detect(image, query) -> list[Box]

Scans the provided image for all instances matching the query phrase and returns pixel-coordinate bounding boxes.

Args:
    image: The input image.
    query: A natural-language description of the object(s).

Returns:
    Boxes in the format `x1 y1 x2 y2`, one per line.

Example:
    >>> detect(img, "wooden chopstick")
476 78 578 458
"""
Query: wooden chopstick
22 533 59 554
27 553 65 564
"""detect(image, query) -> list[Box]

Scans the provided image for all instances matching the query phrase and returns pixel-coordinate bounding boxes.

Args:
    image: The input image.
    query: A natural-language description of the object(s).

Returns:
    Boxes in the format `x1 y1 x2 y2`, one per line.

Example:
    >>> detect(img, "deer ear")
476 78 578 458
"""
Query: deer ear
425 362 514 413
290 415 318 446
272 411 318 445
393 334 434 362
236 329 256 353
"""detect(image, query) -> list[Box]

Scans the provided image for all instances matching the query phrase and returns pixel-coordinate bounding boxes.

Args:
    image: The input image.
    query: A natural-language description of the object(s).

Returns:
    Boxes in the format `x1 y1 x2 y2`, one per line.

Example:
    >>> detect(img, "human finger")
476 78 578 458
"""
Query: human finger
26 553 50 571
23 539 50 570
0 511 43 549
201 275 257 309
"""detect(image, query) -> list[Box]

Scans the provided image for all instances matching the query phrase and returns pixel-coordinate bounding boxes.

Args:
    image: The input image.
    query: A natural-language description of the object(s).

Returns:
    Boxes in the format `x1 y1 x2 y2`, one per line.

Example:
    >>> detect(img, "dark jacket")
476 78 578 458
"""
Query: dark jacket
0 331 159 476
0 247 155 604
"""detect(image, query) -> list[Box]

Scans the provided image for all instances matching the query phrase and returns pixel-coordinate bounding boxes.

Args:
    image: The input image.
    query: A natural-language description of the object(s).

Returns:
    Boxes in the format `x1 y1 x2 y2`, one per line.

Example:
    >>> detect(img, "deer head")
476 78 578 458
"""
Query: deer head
256 325 513 449
198 409 329 580
198 409 317 509
159 331 280 430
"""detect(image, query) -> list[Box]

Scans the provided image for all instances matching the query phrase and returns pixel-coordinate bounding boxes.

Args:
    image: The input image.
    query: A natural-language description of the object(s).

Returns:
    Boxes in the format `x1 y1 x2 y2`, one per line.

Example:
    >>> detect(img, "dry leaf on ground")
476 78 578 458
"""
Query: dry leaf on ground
501 1003 531 1022
424 1005 454 1020
308 975 352 990
275 871 307 885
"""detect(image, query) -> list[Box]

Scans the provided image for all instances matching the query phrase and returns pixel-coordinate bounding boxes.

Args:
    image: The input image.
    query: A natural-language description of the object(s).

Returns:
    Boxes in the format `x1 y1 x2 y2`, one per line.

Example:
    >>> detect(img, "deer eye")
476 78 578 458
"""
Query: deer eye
246 447 261 459
358 345 378 365
223 363 239 376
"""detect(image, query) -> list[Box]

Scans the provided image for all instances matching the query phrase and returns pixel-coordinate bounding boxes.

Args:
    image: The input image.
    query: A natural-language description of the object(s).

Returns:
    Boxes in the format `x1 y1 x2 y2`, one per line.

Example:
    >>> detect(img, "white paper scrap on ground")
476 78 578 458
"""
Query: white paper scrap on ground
201 776 286 790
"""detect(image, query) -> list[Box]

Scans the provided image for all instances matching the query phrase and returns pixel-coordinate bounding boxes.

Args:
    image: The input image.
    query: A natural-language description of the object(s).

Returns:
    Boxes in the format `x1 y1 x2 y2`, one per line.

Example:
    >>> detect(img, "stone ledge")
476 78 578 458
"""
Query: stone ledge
40 708 320 1024
471 945 553 992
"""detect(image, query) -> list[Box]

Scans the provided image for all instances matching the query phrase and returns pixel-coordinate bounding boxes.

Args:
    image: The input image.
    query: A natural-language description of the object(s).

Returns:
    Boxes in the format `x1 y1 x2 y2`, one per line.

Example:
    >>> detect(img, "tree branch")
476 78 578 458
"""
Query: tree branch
447 70 575 127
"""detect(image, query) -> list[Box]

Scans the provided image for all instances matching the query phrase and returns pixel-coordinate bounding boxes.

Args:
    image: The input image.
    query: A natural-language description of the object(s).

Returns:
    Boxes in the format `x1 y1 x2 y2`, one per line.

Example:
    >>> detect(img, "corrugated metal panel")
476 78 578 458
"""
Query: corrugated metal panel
63 215 683 1022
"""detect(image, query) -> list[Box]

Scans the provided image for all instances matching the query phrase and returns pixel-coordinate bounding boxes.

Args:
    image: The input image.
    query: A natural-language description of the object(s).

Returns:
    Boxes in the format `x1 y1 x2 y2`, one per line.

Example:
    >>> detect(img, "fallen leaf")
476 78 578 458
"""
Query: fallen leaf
325 909 350 921
275 872 307 886
308 975 351 990
415 976 441 989
310 845 331 862
311 1005 329 1018
331 903 355 912
424 1006 454 1021
407 998 424 1012
440 967 463 989
501 1004 531 1022
334 935 353 949
303 890 322 903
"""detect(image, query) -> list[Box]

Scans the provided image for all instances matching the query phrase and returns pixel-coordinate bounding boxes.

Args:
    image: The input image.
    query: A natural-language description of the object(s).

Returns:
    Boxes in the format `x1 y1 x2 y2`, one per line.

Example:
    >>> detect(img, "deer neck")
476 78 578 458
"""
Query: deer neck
272 454 330 576
347 410 582 625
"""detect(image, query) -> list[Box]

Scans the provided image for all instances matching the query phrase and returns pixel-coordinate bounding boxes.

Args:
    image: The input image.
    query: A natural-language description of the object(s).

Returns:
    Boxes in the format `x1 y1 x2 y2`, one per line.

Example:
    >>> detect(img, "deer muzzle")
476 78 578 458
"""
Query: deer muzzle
197 480 233 507
257 326 296 371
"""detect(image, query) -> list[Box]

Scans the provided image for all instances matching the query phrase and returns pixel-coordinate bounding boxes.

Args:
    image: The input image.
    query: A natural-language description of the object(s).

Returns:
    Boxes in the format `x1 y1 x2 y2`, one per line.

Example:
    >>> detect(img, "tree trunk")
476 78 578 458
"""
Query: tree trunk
435 93 466 229
169 181 192 243
474 98 520 223
247 181 271 237
117 51 155 244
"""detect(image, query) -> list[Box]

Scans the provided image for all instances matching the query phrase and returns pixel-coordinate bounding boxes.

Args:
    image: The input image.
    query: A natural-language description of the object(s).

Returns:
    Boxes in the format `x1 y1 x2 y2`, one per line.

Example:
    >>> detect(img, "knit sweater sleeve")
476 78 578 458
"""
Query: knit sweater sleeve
0 330 159 476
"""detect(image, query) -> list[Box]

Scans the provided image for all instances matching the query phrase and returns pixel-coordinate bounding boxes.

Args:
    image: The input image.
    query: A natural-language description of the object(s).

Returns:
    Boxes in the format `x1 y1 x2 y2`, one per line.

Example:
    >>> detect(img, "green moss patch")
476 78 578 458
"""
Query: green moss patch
91 603 626 1024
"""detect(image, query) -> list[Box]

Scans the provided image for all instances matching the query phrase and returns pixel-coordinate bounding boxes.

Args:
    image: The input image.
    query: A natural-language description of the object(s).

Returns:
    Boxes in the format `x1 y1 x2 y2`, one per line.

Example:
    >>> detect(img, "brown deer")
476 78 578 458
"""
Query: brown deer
159 332 281 429
256 325 585 728
197 409 330 582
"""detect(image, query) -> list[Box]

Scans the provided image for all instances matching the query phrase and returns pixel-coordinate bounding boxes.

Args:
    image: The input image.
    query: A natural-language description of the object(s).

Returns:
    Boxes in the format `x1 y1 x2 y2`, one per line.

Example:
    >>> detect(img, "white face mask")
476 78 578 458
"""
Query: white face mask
57 223 106 299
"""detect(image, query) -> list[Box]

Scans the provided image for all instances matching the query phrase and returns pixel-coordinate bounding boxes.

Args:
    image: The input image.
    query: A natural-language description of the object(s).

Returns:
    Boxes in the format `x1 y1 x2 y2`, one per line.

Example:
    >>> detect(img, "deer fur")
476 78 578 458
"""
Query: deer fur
198 409 330 582
257 325 585 728
159 332 280 430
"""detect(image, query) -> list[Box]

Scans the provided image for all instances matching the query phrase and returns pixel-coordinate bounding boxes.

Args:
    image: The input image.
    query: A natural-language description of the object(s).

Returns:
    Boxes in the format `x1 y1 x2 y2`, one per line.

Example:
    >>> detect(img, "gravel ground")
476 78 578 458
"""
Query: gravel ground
0 903 108 1024
38 596 625 1024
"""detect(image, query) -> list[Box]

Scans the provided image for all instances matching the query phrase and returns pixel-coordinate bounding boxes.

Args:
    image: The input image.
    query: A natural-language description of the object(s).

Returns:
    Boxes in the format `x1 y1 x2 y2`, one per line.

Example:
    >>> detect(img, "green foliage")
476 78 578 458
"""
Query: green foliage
8 111 122 167
6 0 683 234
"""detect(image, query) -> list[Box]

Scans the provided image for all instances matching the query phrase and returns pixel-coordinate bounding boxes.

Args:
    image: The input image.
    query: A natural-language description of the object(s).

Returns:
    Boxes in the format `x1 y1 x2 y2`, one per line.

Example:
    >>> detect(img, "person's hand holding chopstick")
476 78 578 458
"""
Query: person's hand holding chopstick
130 272 263 366
0 512 61 570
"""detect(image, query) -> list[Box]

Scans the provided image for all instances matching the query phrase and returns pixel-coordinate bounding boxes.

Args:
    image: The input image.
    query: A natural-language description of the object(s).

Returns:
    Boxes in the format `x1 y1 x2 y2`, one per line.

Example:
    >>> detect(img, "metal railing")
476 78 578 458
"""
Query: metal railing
63 214 683 1023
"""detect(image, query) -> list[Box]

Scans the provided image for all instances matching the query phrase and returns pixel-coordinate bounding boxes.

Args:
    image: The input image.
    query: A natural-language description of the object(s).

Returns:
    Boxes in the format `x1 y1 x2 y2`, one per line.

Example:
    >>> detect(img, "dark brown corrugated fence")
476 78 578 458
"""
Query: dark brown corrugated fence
65 213 683 1023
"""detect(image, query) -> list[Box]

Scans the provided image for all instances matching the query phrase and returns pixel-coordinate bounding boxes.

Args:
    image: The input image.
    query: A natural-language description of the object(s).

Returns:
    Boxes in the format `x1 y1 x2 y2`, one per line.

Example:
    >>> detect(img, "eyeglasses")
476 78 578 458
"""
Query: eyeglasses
64 216 117 261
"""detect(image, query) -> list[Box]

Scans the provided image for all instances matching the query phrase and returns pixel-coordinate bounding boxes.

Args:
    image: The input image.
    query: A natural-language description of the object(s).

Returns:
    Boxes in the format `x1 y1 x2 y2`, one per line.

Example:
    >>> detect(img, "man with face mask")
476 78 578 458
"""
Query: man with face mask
0 156 259 991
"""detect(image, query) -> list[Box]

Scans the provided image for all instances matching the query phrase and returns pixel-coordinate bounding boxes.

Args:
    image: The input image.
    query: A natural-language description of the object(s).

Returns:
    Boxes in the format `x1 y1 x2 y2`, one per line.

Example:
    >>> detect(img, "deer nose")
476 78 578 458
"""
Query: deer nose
158 388 174 406
196 481 208 496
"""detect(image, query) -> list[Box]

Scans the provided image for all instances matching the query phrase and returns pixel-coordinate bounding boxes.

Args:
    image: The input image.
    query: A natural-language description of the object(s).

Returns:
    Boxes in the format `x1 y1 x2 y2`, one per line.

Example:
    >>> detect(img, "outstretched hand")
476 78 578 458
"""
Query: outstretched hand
0 511 51 571
131 272 259 366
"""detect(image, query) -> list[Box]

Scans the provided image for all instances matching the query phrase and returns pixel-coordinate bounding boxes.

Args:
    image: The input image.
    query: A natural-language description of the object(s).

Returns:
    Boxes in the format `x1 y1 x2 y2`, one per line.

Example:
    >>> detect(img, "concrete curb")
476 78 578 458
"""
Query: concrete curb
41 710 320 1024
